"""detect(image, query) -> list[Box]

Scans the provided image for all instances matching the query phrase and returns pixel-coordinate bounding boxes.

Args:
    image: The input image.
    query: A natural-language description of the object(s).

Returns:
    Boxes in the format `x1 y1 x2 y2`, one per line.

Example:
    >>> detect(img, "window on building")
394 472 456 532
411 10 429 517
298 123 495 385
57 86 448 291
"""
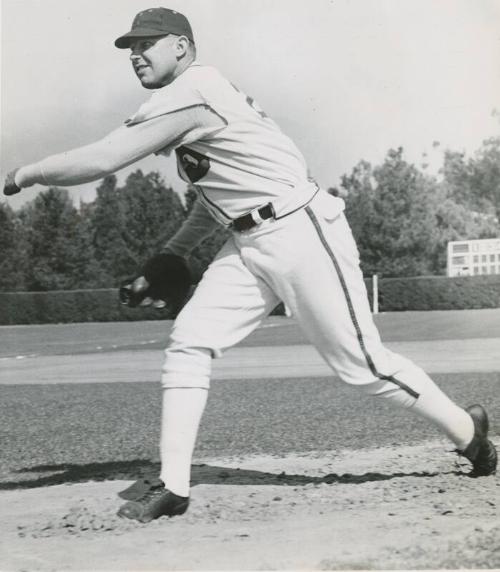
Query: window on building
452 243 469 253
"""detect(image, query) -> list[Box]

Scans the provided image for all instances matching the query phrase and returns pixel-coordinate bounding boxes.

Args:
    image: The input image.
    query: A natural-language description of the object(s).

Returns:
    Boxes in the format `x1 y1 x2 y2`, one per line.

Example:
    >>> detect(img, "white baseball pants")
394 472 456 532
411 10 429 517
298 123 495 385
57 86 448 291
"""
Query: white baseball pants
159 190 473 494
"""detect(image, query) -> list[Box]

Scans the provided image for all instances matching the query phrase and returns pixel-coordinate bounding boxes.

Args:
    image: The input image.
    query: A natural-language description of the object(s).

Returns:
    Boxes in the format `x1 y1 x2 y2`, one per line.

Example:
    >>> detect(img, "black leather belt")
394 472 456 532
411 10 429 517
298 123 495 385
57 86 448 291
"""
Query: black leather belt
231 203 275 232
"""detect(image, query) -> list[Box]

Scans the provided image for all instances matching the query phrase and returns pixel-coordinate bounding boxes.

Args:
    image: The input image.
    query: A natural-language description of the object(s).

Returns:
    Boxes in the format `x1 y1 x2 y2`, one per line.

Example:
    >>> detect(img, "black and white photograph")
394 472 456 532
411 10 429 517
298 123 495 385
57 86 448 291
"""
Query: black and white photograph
1 0 499 569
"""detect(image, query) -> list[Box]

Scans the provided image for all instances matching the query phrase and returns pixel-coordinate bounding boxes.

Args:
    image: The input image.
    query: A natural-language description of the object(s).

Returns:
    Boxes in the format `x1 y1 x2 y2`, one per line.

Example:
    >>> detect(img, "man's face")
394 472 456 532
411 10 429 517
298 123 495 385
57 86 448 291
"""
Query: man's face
129 35 182 89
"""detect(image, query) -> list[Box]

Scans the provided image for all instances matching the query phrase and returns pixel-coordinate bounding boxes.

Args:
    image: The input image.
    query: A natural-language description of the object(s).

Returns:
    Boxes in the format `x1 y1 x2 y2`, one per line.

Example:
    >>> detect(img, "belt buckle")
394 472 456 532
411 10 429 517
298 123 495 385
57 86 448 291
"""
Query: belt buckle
232 202 275 232
247 203 275 229
249 205 266 226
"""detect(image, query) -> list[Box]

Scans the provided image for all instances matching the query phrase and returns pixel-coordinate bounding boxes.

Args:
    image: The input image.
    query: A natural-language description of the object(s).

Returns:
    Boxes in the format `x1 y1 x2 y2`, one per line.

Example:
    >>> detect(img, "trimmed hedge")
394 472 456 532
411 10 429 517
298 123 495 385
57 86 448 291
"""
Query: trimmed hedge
0 274 499 325
367 274 500 312
0 289 175 325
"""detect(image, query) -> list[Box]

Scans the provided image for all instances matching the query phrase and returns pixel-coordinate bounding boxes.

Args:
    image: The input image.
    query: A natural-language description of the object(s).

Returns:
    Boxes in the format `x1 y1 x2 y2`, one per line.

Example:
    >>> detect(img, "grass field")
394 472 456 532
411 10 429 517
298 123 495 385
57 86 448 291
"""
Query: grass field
2 308 500 358
2 372 499 490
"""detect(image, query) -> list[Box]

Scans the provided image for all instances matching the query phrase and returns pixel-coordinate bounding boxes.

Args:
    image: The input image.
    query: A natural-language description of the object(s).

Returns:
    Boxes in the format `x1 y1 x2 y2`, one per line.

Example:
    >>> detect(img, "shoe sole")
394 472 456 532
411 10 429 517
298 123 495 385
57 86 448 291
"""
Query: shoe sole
117 497 190 523
465 404 497 477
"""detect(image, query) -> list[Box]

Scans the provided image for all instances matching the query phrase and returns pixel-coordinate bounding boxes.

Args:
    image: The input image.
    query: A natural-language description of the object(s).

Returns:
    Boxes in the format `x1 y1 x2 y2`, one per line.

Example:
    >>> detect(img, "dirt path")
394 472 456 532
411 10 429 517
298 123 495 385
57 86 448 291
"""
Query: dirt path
3 440 499 571
3 338 500 385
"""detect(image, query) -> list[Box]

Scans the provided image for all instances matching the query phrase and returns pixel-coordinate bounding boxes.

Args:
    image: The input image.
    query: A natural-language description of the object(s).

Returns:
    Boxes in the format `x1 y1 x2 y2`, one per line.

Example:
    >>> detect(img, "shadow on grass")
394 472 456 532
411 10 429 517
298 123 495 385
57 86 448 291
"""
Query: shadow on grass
0 459 462 491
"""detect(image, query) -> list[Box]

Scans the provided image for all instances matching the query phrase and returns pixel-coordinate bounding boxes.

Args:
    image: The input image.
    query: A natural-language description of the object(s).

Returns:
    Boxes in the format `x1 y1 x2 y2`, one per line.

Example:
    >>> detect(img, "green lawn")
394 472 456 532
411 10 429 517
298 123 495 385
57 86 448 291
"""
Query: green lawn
2 308 500 358
2 372 499 489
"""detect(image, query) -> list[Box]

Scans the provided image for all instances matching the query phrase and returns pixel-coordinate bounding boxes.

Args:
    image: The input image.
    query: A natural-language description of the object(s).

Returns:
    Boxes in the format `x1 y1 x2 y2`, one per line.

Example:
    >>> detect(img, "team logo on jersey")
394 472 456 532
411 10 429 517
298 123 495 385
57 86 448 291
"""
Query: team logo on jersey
175 146 211 183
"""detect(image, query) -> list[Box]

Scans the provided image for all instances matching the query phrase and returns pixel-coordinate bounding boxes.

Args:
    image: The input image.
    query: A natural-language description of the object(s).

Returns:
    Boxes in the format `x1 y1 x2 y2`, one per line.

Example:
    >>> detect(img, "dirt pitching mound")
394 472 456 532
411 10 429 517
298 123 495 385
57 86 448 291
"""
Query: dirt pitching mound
3 441 499 570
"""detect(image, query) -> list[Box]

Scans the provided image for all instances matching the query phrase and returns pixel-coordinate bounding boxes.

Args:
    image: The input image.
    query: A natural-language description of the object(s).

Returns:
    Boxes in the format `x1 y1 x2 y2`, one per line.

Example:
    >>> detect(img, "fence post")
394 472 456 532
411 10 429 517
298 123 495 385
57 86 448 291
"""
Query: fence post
372 274 379 314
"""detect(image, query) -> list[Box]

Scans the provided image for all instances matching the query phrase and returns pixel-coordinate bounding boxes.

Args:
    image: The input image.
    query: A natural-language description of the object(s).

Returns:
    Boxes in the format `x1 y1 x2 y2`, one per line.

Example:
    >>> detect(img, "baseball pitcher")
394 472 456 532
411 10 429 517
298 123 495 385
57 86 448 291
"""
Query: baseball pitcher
4 7 496 523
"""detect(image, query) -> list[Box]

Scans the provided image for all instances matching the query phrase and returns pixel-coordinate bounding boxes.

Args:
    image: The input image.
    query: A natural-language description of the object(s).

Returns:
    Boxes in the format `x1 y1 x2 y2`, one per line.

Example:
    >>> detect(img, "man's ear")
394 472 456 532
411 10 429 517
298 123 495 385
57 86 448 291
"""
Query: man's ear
174 35 190 58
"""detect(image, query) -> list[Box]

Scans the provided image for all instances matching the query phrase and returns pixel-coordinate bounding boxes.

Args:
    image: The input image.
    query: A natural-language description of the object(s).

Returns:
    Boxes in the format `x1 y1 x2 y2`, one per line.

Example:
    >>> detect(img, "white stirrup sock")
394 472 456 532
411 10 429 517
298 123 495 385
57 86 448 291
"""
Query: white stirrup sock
372 379 475 450
159 387 208 497
364 356 475 451
410 388 474 451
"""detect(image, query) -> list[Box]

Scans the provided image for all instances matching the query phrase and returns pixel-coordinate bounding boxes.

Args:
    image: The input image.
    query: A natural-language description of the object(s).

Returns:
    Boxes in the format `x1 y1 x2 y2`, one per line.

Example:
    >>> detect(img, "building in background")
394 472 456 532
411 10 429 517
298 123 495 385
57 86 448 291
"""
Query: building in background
447 238 500 277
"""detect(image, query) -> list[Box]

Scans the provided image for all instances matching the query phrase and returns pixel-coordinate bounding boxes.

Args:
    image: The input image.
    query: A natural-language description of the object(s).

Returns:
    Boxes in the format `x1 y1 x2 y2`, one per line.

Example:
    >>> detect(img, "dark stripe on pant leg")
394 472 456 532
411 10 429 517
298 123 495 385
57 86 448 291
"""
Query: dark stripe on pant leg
305 207 419 399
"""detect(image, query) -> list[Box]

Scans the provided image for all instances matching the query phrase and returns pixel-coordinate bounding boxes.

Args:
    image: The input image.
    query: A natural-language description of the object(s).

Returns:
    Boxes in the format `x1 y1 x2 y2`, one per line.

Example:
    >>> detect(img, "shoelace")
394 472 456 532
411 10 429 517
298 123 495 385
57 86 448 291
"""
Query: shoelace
136 484 166 504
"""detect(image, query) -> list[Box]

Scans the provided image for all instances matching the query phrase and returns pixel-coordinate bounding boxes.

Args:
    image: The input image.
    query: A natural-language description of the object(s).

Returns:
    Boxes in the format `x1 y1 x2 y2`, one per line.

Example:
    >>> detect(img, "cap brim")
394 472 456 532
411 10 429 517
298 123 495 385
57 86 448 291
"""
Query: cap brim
114 28 169 49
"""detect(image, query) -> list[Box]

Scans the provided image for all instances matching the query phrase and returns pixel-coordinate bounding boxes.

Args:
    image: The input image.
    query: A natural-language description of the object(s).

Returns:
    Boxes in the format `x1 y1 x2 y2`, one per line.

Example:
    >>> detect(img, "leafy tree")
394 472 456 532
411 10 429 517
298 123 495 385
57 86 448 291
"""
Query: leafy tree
0 203 27 290
441 149 471 204
372 149 441 276
119 170 186 275
441 137 500 221
20 188 99 290
469 137 500 221
77 201 109 288
343 149 440 277
90 175 133 284
341 160 377 270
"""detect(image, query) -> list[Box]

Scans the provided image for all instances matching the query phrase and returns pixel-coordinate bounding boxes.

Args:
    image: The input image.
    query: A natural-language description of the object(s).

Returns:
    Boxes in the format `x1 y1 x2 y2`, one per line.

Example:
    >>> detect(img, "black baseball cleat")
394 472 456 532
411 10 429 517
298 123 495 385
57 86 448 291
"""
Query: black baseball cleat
117 478 189 523
457 404 497 477
118 476 161 501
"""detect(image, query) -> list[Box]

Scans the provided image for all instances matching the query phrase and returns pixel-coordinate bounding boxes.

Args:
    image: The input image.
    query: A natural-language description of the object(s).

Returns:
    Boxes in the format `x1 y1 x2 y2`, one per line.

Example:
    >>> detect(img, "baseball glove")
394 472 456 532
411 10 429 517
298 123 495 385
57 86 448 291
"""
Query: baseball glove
3 169 21 196
119 253 192 313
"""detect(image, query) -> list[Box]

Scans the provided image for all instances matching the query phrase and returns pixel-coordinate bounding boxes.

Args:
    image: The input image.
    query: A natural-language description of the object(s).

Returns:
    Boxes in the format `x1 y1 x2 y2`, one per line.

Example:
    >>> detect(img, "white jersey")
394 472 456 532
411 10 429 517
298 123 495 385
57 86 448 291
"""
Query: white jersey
126 62 321 222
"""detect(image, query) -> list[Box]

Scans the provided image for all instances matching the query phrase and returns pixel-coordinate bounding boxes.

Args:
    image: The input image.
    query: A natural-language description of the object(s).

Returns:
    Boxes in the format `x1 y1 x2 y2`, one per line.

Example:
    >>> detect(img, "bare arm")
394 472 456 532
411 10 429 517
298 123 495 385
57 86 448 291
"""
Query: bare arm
14 106 224 188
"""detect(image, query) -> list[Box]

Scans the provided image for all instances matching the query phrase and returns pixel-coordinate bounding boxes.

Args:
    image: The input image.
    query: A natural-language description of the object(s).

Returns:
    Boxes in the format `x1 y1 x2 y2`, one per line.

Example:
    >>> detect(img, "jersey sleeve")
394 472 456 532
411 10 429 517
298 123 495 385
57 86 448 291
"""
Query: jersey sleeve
164 199 222 257
14 107 223 188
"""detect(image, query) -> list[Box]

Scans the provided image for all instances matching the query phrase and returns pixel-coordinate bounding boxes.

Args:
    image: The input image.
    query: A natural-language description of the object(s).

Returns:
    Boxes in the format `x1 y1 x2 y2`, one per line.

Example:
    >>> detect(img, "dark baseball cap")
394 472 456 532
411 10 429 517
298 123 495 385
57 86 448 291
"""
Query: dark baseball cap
114 7 194 49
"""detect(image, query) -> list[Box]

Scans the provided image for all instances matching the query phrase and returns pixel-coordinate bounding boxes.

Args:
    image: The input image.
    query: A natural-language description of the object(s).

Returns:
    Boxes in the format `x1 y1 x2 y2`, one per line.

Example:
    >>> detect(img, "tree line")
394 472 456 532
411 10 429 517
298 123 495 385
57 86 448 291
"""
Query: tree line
1 137 498 292
0 172 228 292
